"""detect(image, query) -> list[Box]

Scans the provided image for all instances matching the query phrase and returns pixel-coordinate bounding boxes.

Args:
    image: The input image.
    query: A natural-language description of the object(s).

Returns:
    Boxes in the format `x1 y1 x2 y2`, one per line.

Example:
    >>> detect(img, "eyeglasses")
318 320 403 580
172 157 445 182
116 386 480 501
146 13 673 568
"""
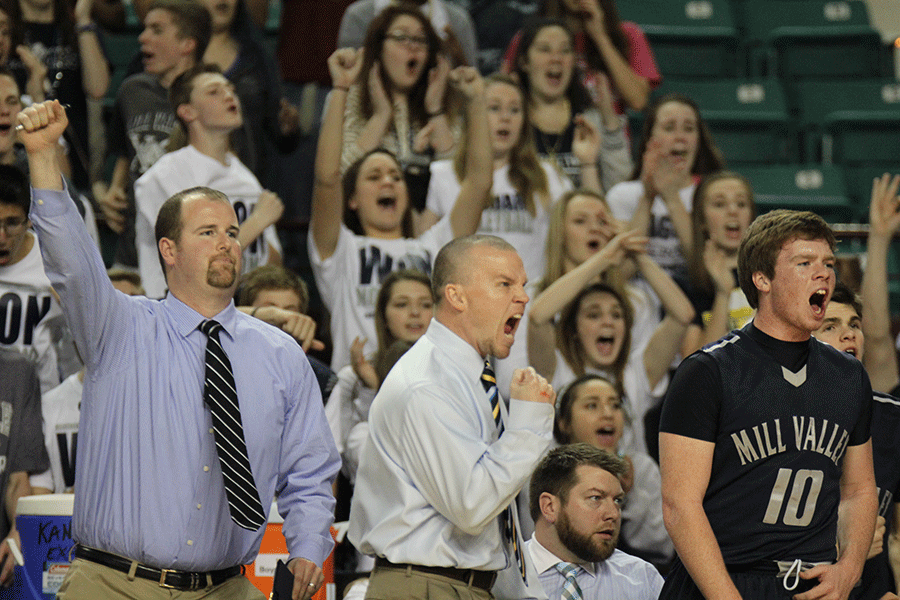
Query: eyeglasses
385 32 428 49
0 218 27 234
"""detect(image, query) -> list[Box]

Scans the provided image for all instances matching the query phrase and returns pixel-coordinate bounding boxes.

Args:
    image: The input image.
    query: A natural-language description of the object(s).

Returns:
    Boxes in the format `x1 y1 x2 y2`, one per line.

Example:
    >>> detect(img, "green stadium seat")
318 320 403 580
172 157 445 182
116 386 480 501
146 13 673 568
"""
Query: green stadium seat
651 78 793 164
738 164 854 221
617 0 740 78
795 79 900 164
742 0 882 79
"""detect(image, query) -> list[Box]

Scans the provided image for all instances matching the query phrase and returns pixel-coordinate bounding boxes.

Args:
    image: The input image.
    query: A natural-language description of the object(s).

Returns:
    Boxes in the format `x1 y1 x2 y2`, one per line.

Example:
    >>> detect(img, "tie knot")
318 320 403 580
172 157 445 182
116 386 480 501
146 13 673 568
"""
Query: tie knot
200 319 222 338
555 562 580 579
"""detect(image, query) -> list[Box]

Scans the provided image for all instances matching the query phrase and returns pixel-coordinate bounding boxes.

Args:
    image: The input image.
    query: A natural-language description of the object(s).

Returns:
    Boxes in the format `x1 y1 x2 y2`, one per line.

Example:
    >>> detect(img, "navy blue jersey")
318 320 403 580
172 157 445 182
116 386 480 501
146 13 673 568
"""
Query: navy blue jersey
855 391 900 599
661 323 872 567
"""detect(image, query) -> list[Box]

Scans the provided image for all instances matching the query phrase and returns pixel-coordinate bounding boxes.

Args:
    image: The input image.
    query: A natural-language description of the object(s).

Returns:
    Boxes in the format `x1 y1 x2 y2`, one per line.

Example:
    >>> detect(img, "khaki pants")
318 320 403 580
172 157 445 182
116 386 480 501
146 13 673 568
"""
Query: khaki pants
365 564 494 600
56 558 266 599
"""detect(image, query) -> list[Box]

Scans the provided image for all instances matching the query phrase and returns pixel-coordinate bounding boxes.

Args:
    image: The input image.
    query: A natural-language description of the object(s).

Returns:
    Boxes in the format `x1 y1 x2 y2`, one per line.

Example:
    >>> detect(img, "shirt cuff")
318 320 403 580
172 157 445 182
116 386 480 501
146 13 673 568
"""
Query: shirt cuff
31 181 75 219
505 398 554 437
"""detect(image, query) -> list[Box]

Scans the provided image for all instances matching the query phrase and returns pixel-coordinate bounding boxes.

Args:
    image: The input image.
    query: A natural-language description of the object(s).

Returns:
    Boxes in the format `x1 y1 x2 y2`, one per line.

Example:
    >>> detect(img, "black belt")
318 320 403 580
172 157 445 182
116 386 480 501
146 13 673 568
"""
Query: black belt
73 544 243 591
374 556 496 591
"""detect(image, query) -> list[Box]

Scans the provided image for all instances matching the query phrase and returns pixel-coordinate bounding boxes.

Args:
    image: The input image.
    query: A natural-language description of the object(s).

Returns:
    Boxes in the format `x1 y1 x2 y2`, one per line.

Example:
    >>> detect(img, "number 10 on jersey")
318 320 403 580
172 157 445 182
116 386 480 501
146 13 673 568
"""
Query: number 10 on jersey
763 468 824 526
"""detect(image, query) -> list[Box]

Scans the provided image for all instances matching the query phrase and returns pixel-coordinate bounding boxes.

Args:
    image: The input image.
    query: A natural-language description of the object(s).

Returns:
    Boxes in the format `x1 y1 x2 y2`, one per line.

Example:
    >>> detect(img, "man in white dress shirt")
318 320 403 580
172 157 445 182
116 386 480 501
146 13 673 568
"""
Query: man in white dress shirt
348 234 556 600
527 444 663 600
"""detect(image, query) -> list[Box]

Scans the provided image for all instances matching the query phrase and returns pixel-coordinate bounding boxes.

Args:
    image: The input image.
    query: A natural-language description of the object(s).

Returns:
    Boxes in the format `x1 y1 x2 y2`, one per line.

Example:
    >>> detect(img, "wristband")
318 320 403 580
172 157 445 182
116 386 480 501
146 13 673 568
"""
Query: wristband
426 110 443 118
250 306 260 318
76 22 99 34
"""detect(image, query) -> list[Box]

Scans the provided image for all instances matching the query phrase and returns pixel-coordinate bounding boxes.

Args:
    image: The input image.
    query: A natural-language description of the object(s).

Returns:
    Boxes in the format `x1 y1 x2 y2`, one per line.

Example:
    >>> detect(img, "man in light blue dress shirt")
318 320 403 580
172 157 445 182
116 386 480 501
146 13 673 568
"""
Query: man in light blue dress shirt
17 100 341 600
526 444 663 600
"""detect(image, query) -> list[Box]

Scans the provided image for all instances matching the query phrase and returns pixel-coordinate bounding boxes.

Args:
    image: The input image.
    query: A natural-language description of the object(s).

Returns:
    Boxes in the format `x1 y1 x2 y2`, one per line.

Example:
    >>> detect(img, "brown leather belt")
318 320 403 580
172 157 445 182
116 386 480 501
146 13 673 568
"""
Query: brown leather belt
74 544 243 591
374 556 497 591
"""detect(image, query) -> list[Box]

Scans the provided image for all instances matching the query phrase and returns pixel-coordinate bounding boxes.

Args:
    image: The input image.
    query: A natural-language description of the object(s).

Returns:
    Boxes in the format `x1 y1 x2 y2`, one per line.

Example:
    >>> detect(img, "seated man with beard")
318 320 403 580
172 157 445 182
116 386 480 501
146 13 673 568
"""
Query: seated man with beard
527 444 663 600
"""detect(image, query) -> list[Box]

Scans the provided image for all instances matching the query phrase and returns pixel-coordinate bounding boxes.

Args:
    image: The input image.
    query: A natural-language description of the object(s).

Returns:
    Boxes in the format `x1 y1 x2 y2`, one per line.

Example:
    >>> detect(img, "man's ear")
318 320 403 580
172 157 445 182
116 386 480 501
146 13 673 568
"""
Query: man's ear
752 271 770 295
176 102 196 125
159 237 177 269
179 36 197 60
539 491 560 524
444 283 466 312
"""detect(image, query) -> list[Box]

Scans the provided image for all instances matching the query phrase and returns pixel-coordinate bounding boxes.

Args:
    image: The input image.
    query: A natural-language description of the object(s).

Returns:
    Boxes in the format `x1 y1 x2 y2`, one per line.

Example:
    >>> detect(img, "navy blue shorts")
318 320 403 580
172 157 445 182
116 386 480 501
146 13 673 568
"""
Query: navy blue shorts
660 560 819 599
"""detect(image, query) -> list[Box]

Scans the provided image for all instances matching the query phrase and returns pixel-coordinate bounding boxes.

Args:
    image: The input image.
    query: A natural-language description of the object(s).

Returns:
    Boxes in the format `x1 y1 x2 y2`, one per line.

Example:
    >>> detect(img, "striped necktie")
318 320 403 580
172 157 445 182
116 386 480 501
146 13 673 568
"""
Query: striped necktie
555 562 583 600
480 359 526 582
480 359 503 433
200 319 267 531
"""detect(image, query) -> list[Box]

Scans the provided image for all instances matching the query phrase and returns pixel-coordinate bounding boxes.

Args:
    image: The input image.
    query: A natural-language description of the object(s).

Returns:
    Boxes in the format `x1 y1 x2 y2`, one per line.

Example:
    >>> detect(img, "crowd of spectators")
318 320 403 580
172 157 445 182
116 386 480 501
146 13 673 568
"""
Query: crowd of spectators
3 0 900 598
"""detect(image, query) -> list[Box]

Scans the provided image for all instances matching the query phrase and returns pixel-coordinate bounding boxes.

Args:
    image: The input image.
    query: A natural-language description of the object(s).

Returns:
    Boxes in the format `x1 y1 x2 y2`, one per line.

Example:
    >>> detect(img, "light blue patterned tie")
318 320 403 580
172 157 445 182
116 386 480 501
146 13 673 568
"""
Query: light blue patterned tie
555 562 583 600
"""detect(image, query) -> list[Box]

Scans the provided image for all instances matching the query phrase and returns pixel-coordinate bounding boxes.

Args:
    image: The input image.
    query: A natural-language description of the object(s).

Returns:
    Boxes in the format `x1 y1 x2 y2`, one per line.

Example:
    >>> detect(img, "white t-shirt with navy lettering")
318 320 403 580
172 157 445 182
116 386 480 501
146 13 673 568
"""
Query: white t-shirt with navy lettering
0 235 64 393
309 220 453 371
426 160 571 283
134 145 282 299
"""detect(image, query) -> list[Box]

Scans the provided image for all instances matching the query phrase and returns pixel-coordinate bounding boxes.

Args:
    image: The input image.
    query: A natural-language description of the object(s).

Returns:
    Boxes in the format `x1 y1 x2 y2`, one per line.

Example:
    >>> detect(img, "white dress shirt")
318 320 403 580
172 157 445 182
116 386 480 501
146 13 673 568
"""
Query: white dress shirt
526 535 663 599
348 318 554 571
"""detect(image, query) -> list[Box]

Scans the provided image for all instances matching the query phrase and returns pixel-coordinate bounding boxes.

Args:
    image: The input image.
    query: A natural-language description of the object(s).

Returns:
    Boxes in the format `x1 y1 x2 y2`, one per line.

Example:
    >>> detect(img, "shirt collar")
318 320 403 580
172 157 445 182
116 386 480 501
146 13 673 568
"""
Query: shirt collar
426 318 486 376
528 534 597 577
163 293 238 341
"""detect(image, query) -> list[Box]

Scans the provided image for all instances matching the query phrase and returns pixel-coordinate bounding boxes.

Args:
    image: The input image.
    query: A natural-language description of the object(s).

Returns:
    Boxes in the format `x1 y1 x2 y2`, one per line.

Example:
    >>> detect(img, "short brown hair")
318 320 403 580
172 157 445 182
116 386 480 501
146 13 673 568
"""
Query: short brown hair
238 265 309 314
107 268 146 295
738 209 836 309
529 443 626 522
431 235 517 306
148 0 211 62
829 281 861 318
154 186 230 279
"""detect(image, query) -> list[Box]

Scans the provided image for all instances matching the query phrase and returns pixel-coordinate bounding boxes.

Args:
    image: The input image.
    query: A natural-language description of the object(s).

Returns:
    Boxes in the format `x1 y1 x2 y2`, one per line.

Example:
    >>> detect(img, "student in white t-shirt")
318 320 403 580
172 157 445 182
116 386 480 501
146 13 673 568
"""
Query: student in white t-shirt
606 93 725 280
418 73 578 284
309 48 492 371
0 164 67 394
134 63 285 299
528 190 695 454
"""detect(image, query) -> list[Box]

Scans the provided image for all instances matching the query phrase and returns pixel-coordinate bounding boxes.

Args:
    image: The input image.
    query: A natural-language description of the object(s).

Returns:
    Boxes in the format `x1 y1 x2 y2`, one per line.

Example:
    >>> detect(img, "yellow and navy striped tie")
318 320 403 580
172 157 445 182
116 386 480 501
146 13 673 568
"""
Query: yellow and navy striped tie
480 358 526 582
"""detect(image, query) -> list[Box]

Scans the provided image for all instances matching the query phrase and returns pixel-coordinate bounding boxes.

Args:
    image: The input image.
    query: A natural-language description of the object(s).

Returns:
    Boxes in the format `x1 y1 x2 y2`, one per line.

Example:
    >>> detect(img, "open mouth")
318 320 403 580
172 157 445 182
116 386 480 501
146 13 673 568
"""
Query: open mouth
595 425 617 446
809 290 827 315
377 195 397 209
595 335 615 355
546 70 563 86
504 314 522 337
844 347 857 357
587 239 600 251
